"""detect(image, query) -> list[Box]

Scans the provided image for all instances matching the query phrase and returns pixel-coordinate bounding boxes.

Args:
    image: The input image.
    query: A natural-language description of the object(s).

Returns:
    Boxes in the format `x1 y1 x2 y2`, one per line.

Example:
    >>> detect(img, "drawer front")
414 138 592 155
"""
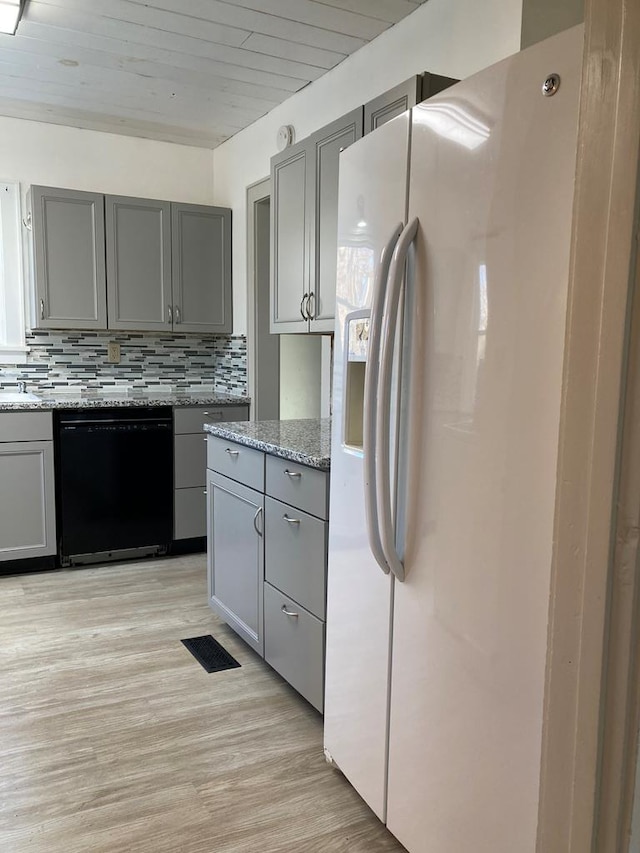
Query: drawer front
265 496 327 620
175 433 206 488
265 455 328 519
174 405 248 435
0 411 53 443
174 486 206 540
207 435 264 491
264 582 325 712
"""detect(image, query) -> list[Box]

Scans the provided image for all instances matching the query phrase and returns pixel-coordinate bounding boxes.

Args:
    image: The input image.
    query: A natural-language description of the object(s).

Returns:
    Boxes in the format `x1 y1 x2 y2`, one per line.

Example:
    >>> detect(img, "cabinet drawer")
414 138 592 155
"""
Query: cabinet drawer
174 486 206 540
175 433 206 488
174 405 248 435
207 435 264 491
265 455 328 519
264 582 324 712
0 412 53 443
265 496 327 620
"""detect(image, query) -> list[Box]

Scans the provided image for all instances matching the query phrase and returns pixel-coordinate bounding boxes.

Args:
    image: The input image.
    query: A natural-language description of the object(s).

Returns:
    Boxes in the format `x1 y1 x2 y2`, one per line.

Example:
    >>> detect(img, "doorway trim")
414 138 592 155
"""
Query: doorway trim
246 176 278 421
536 0 640 849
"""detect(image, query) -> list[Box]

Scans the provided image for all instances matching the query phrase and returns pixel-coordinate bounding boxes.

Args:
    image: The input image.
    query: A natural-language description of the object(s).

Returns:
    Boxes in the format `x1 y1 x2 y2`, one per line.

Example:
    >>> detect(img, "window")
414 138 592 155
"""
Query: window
0 181 27 363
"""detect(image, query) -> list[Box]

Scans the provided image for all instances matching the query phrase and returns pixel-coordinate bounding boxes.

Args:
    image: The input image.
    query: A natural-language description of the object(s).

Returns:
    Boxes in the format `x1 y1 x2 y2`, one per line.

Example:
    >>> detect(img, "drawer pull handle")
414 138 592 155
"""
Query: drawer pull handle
283 514 300 524
283 469 301 479
281 604 299 618
225 448 240 456
203 490 207 495
253 506 263 537
204 411 223 419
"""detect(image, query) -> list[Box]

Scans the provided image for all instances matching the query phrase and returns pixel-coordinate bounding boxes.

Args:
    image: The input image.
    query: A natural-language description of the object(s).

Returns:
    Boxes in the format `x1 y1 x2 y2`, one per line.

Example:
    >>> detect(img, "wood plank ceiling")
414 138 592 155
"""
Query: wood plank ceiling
0 0 426 148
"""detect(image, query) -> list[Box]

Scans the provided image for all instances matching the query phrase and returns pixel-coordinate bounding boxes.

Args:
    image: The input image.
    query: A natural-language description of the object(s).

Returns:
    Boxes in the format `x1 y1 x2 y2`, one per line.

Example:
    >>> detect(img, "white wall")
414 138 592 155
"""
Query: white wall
0 115 214 203
213 0 523 336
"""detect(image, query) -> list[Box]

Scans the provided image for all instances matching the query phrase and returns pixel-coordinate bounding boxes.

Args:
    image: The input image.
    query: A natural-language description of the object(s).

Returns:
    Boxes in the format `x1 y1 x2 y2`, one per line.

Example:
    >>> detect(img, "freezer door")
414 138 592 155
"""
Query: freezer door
324 112 410 822
386 26 583 853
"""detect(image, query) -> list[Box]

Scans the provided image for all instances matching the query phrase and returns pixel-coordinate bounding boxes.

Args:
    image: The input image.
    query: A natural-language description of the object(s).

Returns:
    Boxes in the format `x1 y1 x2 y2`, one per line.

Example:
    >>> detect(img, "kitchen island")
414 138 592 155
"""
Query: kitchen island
204 418 331 712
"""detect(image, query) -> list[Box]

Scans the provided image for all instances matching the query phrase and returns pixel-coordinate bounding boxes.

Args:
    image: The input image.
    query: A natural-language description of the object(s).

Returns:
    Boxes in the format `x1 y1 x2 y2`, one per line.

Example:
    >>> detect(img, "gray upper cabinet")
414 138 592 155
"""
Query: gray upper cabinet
363 73 458 134
106 196 172 331
171 203 232 334
31 186 107 330
271 142 308 333
270 108 363 334
307 109 363 333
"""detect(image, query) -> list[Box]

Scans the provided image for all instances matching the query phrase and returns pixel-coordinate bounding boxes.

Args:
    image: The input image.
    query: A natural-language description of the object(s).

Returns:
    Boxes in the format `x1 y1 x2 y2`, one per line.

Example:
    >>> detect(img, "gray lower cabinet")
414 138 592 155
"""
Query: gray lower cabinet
106 196 172 331
264 583 325 713
207 469 264 655
31 186 107 330
206 435 329 711
270 108 363 334
0 412 56 562
172 203 232 334
174 405 248 542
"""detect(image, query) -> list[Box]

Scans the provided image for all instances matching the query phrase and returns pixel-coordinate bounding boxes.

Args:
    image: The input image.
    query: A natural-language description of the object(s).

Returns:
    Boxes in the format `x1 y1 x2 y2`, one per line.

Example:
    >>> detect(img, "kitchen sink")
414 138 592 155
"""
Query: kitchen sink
0 391 42 403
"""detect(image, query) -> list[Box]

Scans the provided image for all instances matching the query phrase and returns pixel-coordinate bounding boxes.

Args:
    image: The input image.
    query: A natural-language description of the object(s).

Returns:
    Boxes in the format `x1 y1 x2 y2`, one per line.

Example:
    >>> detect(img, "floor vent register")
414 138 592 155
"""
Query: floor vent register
181 635 241 673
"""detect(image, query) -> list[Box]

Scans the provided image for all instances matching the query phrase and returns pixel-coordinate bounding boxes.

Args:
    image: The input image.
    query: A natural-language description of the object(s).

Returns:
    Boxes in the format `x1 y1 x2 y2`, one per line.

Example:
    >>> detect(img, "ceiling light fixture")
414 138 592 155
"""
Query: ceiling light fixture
0 0 25 35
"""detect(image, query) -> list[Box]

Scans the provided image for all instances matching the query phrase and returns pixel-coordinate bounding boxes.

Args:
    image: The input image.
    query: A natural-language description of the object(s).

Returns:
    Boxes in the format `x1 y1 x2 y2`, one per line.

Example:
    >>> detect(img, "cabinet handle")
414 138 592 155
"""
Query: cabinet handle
307 291 316 320
203 489 207 495
39 298 45 320
175 305 181 324
225 448 240 456
283 469 301 479
300 292 309 320
283 514 300 524
253 506 263 537
281 604 299 618
167 304 173 323
204 411 223 420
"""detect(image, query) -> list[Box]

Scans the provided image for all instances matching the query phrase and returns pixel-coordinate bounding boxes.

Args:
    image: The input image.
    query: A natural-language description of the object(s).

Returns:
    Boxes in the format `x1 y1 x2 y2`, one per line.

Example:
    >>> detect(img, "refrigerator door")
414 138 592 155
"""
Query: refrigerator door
387 26 583 853
324 112 410 821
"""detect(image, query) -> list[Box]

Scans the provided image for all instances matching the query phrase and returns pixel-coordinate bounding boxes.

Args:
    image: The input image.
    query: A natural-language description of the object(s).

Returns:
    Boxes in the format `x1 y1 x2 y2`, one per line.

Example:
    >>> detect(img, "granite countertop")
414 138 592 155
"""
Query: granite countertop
204 418 332 471
0 390 250 411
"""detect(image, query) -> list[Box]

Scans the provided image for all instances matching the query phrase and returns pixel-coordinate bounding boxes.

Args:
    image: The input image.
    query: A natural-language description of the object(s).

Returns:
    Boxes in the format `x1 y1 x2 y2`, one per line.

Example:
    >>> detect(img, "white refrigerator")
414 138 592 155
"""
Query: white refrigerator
324 25 583 853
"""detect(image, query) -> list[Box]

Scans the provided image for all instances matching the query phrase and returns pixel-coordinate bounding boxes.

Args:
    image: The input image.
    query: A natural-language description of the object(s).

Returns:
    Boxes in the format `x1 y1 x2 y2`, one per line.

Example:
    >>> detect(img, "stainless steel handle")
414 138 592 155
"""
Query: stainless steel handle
283 469 301 479
167 304 173 323
203 489 207 494
175 305 181 324
253 506 263 537
283 514 300 524
300 292 309 320
204 411 223 420
39 298 45 320
376 217 419 583
281 604 299 618
307 291 316 320
225 448 240 456
363 223 403 577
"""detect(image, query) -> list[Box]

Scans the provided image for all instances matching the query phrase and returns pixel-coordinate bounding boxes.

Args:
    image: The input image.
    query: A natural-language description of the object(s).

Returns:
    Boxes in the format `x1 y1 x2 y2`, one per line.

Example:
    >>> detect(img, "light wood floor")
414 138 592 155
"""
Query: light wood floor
0 555 406 853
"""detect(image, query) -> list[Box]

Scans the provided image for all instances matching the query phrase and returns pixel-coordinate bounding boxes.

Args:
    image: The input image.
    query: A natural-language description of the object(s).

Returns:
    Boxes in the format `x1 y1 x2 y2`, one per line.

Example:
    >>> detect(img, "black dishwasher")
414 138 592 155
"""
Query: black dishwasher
56 407 173 566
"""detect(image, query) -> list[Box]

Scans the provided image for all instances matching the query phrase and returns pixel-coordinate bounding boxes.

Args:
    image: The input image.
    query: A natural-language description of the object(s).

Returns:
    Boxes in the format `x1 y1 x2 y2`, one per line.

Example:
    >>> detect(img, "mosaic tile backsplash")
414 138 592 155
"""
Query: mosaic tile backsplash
0 331 247 394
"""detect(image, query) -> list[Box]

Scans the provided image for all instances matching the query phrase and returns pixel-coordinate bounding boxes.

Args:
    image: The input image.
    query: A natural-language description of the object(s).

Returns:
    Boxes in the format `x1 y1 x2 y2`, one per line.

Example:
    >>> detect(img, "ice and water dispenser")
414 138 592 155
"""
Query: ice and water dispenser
344 313 370 450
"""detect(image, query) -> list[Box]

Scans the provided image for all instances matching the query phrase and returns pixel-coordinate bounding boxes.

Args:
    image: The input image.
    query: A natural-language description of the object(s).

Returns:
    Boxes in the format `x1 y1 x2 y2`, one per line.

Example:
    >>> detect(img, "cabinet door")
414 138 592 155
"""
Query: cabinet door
0 441 55 561
31 186 107 330
270 142 309 333
207 470 264 656
171 203 232 334
307 108 363 333
363 77 422 133
106 196 172 331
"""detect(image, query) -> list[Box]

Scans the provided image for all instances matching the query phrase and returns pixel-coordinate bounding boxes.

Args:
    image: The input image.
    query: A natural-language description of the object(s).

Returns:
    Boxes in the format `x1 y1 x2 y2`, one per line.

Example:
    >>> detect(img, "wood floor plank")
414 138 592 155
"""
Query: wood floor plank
0 555 405 852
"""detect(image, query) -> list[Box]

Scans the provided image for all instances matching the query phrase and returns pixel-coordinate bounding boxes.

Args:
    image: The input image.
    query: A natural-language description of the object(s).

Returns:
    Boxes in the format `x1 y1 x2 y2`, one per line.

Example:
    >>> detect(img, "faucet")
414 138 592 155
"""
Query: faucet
17 380 26 394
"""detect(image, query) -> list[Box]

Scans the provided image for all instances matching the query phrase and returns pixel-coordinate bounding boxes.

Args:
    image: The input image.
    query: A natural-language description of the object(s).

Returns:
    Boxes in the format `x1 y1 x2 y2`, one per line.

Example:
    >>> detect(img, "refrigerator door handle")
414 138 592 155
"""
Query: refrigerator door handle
376 217 419 583
363 222 403 576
